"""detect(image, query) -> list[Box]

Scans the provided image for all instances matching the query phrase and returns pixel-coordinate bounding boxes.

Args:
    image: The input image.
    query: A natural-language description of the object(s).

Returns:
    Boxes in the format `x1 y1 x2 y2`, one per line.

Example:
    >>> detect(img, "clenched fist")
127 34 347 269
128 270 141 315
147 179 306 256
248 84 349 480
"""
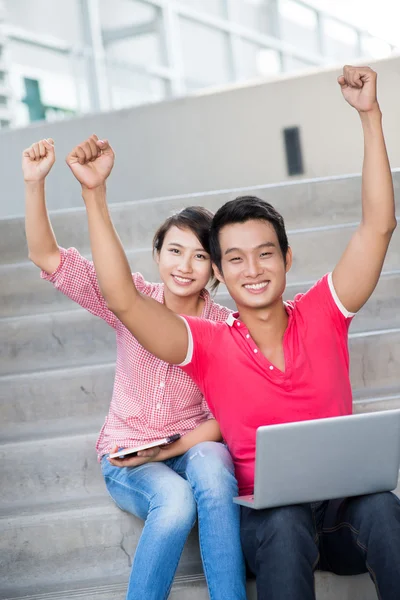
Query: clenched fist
66 134 115 189
22 138 55 182
338 66 379 113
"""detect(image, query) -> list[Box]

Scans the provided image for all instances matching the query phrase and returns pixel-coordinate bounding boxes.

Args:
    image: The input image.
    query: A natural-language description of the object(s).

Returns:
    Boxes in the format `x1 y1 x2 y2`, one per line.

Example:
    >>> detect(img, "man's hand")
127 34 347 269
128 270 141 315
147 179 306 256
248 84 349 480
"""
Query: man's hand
338 66 379 113
66 134 114 190
22 138 55 183
107 445 162 468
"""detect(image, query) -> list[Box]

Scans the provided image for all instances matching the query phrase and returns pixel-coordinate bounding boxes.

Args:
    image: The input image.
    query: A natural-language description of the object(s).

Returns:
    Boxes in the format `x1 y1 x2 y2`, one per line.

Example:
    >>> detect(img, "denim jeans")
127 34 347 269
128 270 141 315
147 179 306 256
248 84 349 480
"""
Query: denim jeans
241 492 400 600
101 441 246 600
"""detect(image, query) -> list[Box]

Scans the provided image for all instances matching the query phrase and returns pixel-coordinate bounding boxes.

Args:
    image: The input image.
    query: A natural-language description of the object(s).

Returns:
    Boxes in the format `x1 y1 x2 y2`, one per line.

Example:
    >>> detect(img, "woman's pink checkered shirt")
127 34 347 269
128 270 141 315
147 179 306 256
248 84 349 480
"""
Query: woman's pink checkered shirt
41 247 232 458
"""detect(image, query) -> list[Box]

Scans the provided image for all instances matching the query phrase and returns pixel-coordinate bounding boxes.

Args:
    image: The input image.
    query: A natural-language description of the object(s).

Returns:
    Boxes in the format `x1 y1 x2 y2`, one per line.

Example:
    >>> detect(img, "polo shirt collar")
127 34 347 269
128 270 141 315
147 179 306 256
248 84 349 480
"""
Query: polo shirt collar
226 312 239 326
226 302 292 327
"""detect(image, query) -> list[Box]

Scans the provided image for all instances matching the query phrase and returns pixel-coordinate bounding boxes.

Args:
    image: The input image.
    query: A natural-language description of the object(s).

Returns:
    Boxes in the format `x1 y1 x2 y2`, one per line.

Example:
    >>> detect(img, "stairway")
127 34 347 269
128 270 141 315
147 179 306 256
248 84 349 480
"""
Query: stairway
1 170 399 599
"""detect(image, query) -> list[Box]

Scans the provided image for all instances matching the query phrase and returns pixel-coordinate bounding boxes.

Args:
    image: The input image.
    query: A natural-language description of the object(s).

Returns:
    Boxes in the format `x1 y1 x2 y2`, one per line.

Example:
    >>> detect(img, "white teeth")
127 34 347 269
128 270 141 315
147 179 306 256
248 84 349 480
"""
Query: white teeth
244 282 268 290
174 276 192 283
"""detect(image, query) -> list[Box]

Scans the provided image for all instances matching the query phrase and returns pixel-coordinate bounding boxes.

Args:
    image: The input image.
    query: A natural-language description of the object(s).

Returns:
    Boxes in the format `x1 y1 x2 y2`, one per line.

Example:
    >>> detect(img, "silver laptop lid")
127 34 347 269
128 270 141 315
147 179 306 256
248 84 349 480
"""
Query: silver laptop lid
252 410 400 510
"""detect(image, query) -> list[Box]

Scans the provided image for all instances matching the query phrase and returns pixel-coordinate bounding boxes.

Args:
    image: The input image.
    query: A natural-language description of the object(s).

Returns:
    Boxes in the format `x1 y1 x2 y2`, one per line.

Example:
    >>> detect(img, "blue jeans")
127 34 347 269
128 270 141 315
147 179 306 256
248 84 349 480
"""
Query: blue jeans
241 492 400 600
101 441 246 600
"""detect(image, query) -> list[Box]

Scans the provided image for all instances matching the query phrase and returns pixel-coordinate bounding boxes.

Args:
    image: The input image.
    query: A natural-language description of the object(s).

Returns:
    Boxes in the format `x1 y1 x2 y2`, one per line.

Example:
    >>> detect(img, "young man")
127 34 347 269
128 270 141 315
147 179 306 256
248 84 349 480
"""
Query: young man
64 66 399 599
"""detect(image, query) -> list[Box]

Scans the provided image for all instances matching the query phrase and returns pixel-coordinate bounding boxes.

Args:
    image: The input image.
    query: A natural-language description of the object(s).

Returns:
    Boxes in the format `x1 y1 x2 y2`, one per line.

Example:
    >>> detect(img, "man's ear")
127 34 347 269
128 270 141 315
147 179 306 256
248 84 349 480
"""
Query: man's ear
212 263 225 284
285 246 293 273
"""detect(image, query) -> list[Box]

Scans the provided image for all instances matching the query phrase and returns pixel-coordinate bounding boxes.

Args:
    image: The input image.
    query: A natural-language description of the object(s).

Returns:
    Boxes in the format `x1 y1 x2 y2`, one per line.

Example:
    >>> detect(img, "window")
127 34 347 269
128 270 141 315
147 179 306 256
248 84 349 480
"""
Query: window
180 18 231 89
180 0 227 18
22 78 46 121
279 0 319 56
323 18 358 60
235 39 281 80
230 0 278 36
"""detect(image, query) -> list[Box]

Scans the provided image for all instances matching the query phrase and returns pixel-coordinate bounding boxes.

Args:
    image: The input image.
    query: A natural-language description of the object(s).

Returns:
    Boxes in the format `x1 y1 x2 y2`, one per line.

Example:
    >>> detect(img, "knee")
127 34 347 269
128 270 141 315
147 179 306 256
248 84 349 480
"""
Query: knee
259 506 315 550
187 442 238 497
151 477 196 531
356 492 400 528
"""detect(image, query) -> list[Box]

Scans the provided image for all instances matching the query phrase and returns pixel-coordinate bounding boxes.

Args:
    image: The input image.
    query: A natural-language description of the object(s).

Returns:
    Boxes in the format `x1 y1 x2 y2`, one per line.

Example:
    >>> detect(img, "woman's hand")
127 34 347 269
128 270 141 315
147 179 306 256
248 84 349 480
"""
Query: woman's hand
107 445 162 468
22 138 55 183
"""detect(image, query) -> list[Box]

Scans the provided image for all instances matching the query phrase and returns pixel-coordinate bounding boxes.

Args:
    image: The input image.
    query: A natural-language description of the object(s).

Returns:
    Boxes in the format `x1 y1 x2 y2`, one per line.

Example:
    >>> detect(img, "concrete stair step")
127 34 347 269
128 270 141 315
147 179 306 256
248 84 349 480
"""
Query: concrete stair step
0 363 112 443
0 501 203 595
0 356 397 444
0 335 399 446
1 299 400 385
2 396 400 509
0 432 103 508
349 328 400 394
4 169 400 265
0 309 116 376
0 572 378 600
1 222 399 376
0 574 223 600
353 390 400 413
1 223 399 318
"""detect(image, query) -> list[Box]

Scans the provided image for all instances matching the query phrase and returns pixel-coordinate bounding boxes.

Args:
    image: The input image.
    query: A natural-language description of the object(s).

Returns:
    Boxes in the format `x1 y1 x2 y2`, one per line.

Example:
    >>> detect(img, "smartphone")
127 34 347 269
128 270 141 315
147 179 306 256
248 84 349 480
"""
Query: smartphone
108 434 181 459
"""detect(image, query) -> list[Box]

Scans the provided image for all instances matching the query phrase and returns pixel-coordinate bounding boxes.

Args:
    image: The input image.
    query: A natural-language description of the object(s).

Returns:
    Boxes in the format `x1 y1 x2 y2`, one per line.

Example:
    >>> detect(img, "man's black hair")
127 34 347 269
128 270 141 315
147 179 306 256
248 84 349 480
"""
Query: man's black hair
210 196 289 272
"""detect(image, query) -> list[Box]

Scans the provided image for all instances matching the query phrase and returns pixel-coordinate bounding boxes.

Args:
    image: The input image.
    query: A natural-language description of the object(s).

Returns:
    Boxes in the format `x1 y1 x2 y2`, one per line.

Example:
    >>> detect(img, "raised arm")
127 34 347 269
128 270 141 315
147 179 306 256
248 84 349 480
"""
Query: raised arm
65 134 188 364
332 66 397 313
23 138 60 274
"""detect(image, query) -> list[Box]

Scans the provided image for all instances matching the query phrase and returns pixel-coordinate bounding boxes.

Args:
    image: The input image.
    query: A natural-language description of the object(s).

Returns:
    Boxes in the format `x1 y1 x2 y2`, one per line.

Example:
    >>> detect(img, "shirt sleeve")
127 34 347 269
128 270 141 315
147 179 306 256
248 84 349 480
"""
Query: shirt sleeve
293 273 355 334
200 396 215 420
178 315 220 393
41 247 157 328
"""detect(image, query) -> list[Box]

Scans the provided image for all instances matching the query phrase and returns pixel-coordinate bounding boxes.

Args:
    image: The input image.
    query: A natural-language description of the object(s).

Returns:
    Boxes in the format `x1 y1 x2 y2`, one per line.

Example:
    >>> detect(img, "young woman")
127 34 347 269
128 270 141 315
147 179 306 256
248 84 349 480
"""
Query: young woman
23 137 246 600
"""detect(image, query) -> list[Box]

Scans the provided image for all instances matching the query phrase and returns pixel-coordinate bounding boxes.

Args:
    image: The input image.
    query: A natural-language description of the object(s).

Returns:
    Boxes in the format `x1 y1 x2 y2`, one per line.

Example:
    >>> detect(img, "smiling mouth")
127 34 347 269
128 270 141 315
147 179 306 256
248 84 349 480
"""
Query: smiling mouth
243 281 270 293
172 275 194 285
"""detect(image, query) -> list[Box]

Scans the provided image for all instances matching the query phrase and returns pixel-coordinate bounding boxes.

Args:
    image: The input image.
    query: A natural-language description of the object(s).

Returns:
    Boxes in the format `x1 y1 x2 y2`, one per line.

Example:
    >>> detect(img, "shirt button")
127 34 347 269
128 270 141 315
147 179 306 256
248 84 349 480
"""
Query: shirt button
156 403 161 409
269 365 274 370
246 334 250 339
237 322 241 326
254 349 258 353
159 382 165 388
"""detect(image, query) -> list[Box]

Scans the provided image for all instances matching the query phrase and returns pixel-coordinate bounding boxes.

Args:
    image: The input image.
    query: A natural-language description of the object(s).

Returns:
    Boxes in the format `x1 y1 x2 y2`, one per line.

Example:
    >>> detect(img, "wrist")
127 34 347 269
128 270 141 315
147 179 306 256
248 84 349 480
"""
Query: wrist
359 103 382 120
81 183 107 194
24 179 46 188
156 447 173 462
81 184 107 204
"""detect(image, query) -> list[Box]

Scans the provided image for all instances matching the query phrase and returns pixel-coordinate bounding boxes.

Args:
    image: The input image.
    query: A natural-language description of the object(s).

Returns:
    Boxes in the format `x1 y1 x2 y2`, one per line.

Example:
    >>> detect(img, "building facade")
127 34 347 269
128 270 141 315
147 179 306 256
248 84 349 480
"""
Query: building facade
0 0 397 131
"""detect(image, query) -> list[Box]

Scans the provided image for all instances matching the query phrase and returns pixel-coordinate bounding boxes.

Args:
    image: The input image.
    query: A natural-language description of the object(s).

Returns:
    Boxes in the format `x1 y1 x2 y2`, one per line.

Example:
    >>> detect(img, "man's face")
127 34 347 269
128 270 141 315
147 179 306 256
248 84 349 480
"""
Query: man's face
213 219 292 310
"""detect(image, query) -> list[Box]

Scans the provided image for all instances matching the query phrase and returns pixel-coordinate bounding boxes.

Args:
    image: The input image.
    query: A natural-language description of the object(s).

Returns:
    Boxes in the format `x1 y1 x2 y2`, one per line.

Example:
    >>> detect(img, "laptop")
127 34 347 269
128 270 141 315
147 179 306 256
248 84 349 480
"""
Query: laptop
234 410 400 510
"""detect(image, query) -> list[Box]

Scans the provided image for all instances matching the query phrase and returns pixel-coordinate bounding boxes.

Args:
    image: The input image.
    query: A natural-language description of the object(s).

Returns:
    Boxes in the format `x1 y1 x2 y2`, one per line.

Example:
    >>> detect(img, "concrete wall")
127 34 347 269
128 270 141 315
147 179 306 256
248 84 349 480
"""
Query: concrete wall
1 55 400 218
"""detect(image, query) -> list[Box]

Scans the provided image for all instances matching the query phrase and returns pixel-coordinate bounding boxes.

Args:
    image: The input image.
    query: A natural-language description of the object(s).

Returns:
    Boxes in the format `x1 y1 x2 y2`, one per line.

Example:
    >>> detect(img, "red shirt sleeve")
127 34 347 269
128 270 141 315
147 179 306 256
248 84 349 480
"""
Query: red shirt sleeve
292 273 355 335
178 315 221 412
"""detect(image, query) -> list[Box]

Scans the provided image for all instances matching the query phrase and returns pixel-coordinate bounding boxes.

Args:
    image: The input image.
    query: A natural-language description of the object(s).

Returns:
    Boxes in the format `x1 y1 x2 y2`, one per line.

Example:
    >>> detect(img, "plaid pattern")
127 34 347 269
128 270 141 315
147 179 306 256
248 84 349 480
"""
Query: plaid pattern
41 247 232 458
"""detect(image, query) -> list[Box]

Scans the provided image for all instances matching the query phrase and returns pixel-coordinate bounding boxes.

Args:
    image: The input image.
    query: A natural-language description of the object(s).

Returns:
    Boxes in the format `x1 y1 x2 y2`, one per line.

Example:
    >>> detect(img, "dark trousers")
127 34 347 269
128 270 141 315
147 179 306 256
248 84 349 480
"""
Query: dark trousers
241 492 400 600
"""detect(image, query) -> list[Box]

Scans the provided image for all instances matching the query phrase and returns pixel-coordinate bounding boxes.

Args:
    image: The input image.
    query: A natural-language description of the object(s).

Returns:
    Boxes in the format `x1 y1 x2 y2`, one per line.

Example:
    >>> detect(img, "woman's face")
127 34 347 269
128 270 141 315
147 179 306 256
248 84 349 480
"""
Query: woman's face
156 225 212 298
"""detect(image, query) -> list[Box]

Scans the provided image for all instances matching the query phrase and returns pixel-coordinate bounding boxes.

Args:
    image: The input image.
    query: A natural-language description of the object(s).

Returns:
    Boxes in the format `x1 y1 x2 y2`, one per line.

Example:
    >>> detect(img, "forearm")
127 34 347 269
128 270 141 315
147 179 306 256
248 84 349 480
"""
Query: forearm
82 184 188 364
360 108 396 234
156 419 222 461
82 185 139 312
25 181 60 272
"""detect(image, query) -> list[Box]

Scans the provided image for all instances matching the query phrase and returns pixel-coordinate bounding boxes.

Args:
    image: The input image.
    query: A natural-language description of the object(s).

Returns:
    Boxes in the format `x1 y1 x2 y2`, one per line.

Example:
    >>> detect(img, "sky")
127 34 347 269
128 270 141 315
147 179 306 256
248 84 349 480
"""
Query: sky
305 0 400 46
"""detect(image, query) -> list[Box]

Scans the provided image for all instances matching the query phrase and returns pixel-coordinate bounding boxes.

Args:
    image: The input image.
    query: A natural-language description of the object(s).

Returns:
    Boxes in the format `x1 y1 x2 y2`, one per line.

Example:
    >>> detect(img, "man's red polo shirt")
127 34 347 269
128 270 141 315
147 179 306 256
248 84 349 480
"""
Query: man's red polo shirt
180 273 355 495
